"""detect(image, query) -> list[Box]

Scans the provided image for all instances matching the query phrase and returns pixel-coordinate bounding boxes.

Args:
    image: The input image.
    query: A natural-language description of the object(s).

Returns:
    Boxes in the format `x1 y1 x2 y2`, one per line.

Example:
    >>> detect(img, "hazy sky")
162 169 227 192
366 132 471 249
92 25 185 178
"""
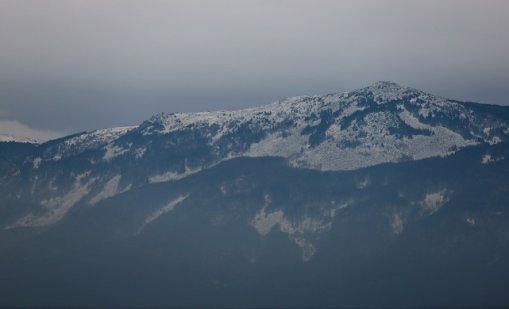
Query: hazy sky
1 0 508 137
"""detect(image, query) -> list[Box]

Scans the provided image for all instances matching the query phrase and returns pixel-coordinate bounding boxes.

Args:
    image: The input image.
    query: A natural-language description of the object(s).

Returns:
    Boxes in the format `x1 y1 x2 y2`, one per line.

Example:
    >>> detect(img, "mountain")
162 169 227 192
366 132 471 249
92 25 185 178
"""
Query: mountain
1 82 509 307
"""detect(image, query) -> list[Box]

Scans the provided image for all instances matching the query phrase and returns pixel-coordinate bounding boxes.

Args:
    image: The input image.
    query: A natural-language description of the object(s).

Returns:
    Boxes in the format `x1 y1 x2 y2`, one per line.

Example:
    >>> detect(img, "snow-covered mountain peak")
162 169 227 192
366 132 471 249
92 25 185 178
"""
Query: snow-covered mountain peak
136 82 507 149
146 81 419 123
371 81 402 88
3 82 509 228
351 81 423 105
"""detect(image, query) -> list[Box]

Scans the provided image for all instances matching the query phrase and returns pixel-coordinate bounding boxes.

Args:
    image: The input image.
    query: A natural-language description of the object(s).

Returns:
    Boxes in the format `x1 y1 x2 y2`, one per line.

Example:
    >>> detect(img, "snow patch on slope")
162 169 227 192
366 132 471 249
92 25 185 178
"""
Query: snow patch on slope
148 166 200 184
391 211 404 235
7 173 96 228
103 143 131 161
137 195 189 234
251 194 283 236
134 147 147 159
246 128 309 159
251 195 353 261
89 175 131 205
251 207 284 236
481 154 504 164
278 217 331 262
420 190 450 215
32 157 42 169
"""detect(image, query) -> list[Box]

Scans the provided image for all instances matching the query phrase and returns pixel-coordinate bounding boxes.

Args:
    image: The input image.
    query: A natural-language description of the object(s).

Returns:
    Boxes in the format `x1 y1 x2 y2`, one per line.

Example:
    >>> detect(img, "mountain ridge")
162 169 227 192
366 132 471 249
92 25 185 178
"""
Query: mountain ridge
1 81 509 228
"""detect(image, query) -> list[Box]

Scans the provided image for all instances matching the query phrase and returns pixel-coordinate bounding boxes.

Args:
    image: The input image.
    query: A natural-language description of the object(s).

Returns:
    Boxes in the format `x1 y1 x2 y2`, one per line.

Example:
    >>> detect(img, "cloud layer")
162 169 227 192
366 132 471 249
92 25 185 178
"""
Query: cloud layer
0 120 65 143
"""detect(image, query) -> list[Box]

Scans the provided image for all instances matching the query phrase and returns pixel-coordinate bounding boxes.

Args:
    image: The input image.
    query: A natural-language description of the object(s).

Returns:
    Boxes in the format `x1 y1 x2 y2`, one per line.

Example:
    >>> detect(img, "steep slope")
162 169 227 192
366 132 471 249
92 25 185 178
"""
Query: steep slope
1 81 509 228
1 142 509 307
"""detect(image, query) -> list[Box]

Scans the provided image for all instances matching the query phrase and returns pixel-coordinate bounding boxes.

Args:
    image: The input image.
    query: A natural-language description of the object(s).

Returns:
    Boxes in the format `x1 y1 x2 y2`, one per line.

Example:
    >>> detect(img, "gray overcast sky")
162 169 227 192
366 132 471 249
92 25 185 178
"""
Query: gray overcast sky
1 0 509 137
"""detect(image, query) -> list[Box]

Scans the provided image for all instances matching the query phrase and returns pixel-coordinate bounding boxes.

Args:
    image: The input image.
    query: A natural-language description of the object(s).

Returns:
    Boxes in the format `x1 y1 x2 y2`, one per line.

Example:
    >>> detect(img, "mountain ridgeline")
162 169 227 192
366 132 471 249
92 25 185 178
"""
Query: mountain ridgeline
1 82 509 307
